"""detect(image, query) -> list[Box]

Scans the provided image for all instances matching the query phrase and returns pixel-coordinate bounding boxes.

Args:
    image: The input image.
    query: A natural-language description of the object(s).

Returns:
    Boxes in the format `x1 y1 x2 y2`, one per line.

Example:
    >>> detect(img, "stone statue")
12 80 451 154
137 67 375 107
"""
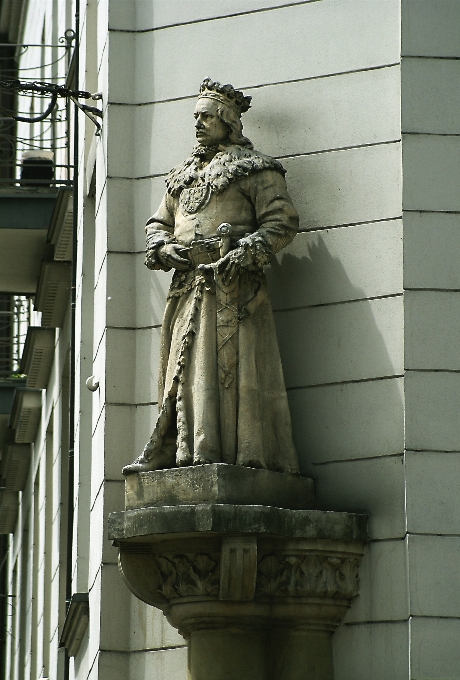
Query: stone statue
122 78 300 476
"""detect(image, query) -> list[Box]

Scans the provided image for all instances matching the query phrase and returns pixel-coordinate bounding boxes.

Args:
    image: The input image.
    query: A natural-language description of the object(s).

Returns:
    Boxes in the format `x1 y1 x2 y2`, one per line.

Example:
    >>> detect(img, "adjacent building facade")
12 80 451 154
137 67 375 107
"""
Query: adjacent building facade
0 1 459 678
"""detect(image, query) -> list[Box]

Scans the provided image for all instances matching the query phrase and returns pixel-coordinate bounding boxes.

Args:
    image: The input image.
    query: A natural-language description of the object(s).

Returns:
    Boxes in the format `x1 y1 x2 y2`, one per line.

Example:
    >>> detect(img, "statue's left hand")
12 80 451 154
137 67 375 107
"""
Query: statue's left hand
217 246 252 286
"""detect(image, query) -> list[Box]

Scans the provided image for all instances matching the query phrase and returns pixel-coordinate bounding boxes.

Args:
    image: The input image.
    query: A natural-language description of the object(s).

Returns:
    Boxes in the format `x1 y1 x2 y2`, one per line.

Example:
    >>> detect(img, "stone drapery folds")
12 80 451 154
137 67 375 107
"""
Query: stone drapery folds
122 82 300 477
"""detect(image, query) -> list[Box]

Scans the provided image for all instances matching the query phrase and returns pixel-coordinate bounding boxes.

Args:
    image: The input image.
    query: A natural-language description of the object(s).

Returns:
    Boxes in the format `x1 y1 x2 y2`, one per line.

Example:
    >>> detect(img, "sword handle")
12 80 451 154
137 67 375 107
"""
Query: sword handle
217 223 232 258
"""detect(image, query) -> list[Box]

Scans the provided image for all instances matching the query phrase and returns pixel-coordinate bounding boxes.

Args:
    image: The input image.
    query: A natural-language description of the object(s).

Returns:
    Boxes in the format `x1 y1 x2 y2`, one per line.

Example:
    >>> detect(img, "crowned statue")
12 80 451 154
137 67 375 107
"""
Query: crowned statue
122 78 300 476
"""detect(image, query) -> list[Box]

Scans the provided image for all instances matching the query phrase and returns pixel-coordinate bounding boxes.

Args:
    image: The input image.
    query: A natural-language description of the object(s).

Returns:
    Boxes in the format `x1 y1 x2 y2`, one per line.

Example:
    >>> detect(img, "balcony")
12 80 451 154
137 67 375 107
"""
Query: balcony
1 37 72 293
0 30 74 535
0 378 20 445
0 186 59 293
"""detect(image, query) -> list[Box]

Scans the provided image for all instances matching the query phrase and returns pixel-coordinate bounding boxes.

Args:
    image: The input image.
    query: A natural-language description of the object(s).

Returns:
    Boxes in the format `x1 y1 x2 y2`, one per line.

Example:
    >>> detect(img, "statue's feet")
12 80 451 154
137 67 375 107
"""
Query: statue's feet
176 448 193 467
122 449 217 475
122 456 154 476
193 455 216 465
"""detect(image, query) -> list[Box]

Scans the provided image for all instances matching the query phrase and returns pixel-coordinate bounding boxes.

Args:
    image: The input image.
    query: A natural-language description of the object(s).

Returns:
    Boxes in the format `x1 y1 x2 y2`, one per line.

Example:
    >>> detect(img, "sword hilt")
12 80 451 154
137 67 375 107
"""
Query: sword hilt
217 223 232 258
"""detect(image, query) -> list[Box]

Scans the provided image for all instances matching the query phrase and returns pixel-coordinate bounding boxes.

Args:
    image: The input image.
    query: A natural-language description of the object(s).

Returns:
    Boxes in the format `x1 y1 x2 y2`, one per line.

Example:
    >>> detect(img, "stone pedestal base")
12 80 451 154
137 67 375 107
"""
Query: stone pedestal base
124 464 315 510
109 473 367 680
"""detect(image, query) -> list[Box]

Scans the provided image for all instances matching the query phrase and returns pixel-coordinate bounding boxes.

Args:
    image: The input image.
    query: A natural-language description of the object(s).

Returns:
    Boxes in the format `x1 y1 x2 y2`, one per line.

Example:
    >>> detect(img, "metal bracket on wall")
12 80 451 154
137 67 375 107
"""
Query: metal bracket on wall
0 78 103 134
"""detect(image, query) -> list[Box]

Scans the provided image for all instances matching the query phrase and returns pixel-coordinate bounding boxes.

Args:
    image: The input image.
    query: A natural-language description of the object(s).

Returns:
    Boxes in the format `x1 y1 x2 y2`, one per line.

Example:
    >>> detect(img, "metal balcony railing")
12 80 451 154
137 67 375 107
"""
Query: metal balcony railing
0 38 74 187
0 37 74 376
0 294 31 379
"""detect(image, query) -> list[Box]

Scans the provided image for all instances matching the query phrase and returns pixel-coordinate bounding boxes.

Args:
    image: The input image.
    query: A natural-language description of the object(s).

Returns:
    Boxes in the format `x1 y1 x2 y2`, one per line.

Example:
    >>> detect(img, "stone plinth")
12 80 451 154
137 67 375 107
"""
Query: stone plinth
124 464 315 510
109 468 367 680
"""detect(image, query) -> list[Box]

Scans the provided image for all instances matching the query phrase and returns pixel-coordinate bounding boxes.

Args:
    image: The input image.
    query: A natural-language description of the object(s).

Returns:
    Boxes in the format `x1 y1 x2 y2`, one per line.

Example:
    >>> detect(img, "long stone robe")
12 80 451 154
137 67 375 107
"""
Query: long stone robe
138 145 299 475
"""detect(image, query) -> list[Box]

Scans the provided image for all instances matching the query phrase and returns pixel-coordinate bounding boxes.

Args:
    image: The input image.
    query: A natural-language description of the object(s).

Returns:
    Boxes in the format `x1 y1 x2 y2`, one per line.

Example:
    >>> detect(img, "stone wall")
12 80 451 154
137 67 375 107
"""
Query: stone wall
103 1 405 678
6 1 460 679
401 1 460 677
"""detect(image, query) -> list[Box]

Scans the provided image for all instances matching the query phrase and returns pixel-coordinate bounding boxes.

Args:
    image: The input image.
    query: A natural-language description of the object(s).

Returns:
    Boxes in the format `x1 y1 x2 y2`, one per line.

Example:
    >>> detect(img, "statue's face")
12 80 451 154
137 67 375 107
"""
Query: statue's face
194 98 229 147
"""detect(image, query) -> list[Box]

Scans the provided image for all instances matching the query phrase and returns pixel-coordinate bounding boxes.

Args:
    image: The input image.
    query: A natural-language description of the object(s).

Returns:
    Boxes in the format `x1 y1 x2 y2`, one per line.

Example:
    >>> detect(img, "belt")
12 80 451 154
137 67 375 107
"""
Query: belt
181 238 222 268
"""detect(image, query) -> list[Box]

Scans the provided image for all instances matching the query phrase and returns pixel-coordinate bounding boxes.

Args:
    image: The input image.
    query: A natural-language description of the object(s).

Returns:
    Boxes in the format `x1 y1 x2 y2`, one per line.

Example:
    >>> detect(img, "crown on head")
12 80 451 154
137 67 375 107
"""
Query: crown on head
199 78 252 116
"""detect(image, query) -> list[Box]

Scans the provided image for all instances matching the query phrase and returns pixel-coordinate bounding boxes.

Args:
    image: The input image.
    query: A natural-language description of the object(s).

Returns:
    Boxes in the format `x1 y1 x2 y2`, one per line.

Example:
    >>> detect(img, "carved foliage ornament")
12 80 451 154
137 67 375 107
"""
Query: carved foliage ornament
152 552 359 602
154 553 220 599
257 554 360 600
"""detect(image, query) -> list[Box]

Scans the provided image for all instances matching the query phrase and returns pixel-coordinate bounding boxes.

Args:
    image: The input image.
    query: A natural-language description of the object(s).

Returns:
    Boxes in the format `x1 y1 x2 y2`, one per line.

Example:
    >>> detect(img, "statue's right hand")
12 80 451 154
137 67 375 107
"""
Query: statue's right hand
157 243 191 270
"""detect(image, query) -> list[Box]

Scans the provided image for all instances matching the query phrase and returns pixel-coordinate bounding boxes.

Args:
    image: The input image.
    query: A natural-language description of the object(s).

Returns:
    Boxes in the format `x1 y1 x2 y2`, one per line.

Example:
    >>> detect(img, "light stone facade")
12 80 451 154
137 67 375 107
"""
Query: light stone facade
1 1 460 679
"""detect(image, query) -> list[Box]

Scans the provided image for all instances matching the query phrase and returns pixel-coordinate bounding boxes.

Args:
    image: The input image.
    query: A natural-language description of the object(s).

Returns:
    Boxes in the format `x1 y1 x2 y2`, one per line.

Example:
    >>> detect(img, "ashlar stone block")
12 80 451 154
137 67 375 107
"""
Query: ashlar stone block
405 291 460 370
402 58 460 134
106 178 136 252
105 251 168 330
288 377 404 465
403 211 460 290
275 296 403 388
402 134 460 212
285 143 402 230
405 371 460 451
108 0 136 31
409 617 460 679
100 563 131 650
104 327 161 405
104 404 161 482
134 178 172 252
343 538 408 624
312 456 406 541
134 252 170 328
402 0 460 57
129 647 188 680
107 32 135 104
97 651 129 680
406 451 460 535
408 535 460 617
106 253 136 328
333 620 409 680
267 219 403 310
106 105 135 178
244 66 400 159
129 595 185 652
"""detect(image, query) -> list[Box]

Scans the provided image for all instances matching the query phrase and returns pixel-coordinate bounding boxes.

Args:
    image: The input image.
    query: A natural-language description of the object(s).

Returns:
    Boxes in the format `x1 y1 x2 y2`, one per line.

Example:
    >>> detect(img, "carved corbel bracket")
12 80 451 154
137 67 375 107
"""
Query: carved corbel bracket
109 468 368 680
219 534 257 601
110 501 367 680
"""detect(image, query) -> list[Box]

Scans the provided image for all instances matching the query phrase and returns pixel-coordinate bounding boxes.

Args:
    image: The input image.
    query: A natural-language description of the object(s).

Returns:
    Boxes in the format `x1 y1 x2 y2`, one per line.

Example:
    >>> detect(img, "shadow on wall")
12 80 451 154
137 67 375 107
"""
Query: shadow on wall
135 232 405 529
267 235 404 520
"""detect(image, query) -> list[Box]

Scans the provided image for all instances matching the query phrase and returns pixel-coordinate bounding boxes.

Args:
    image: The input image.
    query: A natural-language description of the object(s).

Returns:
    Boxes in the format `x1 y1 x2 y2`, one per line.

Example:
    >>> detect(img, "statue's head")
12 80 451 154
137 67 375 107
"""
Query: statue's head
194 78 252 148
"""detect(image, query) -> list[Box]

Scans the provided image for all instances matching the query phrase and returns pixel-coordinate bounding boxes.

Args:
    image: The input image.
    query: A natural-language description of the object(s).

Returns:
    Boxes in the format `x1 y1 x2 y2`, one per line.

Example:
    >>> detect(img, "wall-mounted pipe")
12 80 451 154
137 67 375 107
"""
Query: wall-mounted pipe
64 0 80 678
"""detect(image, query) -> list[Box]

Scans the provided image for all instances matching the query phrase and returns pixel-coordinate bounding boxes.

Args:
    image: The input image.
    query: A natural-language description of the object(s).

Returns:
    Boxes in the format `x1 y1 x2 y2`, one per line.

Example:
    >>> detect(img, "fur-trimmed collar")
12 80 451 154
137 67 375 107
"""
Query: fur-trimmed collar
165 144 286 198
